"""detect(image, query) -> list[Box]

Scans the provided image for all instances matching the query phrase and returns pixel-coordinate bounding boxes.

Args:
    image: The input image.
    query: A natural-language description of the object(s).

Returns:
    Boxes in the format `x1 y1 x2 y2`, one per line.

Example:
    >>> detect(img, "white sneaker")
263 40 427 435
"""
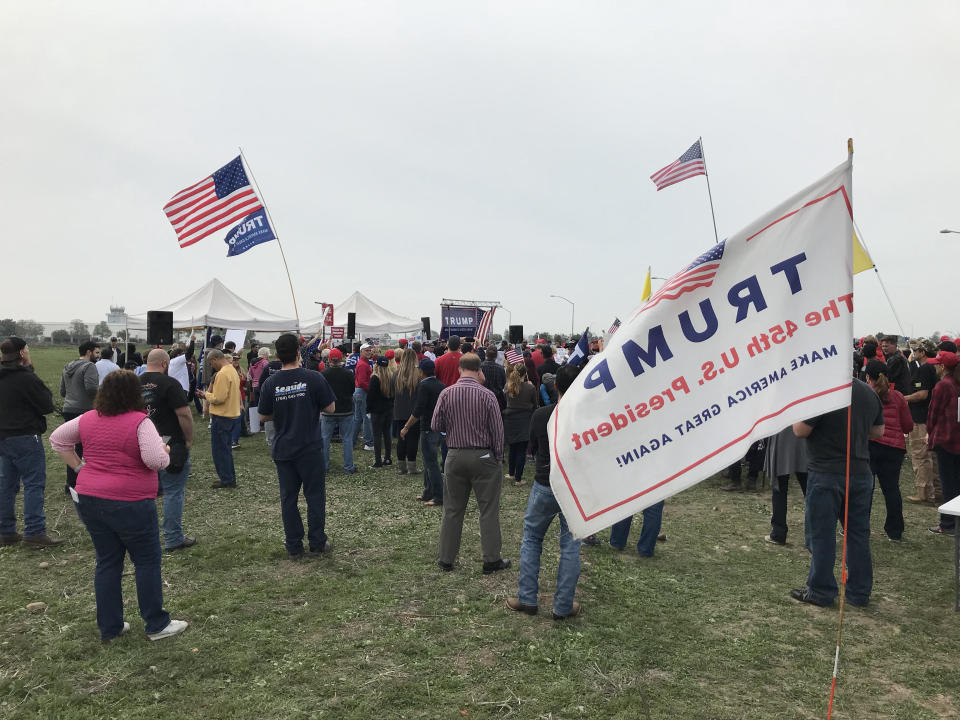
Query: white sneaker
147 619 189 641
363 445 374 452
121 621 131 635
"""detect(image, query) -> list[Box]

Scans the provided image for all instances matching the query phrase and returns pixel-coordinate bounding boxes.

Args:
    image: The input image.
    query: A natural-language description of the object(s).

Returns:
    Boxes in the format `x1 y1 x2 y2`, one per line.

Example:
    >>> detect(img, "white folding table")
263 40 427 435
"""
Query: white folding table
938 495 960 611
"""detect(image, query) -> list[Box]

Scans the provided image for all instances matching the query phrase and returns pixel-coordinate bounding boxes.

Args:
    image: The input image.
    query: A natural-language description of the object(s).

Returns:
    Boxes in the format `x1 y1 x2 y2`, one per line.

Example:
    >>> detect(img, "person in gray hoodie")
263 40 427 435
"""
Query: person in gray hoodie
59 340 100 491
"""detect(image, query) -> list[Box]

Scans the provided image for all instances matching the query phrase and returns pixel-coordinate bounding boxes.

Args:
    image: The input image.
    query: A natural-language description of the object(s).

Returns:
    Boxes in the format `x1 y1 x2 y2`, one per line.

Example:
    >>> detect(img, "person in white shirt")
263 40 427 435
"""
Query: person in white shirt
168 336 195 393
423 342 437 362
94 347 121 386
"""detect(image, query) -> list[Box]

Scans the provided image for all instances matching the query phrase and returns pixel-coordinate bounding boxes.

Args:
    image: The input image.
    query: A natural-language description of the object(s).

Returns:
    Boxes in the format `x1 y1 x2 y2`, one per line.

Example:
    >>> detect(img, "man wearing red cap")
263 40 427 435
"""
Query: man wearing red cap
321 349 358 474
927 350 960 535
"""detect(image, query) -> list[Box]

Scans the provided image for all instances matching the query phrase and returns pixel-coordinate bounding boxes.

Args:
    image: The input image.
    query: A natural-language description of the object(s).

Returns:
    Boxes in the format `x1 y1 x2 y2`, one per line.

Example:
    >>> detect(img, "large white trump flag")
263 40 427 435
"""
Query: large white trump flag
551 160 854 538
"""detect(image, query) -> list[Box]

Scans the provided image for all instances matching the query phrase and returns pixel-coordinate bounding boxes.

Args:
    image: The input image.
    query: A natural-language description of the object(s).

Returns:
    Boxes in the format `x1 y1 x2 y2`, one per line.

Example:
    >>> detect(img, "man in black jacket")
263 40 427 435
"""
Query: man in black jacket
0 337 62 547
879 333 912 395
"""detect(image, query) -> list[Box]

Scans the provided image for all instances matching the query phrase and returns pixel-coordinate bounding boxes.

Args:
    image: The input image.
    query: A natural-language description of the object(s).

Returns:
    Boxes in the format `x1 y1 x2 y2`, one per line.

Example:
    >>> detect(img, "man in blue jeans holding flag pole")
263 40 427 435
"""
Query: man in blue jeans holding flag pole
506 362 584 620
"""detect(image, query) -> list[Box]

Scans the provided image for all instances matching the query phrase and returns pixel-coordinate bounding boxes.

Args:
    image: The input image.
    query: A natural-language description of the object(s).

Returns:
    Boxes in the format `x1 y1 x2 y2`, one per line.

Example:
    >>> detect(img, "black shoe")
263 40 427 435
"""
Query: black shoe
845 596 869 608
383 458 392 466
438 561 454 572
581 534 601 546
482 558 512 575
309 541 333 555
166 537 197 551
790 588 833 607
23 533 65 548
0 533 22 546
210 482 237 489
764 534 786 546
370 462 383 469
720 483 743 492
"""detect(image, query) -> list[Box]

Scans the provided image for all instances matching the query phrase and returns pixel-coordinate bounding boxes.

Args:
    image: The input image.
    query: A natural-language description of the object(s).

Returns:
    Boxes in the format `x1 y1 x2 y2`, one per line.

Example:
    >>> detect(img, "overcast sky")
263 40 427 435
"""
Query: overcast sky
4 2 959 339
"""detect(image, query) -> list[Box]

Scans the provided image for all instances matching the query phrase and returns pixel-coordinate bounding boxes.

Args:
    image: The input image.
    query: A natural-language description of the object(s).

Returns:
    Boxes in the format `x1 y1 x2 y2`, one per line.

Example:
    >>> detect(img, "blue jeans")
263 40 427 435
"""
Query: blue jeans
508 442 527 481
159 452 190 549
517 482 581 616
805 471 873 605
274 447 327 554
609 501 664 556
76 495 170 638
352 388 372 447
210 415 237 486
321 415 356 472
0 434 48 537
231 415 243 445
421 430 444 503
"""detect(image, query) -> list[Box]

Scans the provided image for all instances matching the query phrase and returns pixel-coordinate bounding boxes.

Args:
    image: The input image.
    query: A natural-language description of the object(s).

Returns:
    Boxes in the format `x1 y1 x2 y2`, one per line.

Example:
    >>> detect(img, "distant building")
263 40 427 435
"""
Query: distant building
107 305 127 324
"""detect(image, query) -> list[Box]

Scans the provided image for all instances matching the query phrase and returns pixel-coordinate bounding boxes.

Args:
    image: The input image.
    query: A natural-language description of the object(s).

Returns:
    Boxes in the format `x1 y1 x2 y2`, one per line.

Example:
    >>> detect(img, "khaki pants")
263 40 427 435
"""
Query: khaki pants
438 449 503 565
907 423 939 501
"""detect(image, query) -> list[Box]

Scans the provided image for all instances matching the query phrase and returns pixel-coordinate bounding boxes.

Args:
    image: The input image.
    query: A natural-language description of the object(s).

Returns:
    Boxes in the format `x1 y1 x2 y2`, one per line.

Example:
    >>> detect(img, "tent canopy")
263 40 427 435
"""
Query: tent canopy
126 278 299 332
302 291 422 336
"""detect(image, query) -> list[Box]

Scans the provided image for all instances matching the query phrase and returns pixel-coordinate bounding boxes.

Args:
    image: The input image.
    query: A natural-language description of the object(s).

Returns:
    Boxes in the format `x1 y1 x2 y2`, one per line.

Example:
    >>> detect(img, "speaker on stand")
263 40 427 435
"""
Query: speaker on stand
147 311 174 346
509 325 524 344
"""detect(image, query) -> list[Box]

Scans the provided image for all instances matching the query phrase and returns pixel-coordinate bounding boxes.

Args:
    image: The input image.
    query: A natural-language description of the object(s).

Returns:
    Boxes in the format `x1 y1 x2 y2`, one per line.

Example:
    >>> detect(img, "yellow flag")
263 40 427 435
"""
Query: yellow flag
853 229 874 274
641 266 652 301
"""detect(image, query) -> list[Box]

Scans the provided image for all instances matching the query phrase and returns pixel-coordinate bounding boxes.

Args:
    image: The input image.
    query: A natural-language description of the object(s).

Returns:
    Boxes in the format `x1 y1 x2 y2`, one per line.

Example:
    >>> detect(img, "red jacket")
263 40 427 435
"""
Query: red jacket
355 358 372 391
871 389 913 450
928 376 960 454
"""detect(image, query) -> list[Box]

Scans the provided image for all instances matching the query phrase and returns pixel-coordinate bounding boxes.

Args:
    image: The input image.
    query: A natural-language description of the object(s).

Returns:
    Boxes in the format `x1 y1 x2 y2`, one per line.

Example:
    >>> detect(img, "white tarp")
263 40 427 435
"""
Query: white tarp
126 278 298 332
550 160 854 537
301 291 422 337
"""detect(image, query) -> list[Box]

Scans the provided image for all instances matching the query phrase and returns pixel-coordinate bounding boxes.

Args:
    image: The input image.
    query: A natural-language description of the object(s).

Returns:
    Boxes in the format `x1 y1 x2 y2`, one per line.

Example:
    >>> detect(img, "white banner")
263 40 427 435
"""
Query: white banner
550 160 855 537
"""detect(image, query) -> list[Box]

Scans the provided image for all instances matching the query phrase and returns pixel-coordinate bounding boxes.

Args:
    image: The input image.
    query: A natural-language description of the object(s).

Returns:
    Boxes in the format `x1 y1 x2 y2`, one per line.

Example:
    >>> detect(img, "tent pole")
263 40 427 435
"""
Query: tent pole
239 147 301 333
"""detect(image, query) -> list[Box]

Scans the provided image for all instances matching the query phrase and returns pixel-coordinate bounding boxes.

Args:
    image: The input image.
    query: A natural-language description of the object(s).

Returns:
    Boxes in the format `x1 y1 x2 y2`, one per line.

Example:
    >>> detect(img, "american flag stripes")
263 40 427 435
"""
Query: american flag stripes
164 156 264 249
505 347 524 365
607 318 621 336
650 140 706 191
639 241 725 315
475 307 496 345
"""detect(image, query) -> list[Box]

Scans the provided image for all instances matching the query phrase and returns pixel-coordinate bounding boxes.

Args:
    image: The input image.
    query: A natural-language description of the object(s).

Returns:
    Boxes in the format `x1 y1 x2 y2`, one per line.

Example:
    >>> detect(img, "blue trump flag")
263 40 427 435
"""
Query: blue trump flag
224 208 275 257
565 328 591 368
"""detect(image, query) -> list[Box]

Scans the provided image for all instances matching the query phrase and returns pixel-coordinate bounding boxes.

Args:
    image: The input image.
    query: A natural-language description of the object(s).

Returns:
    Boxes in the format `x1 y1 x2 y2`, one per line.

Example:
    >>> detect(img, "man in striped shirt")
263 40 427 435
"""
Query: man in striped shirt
432 353 510 574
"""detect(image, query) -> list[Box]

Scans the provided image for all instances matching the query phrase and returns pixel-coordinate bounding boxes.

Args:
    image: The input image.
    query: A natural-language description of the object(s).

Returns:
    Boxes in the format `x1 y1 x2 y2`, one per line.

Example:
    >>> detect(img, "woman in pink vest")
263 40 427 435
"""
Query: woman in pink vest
50 370 188 642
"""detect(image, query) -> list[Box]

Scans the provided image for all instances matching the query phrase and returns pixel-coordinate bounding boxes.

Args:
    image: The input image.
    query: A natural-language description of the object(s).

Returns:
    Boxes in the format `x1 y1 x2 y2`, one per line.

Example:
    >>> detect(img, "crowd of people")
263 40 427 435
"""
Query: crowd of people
1 327 959 640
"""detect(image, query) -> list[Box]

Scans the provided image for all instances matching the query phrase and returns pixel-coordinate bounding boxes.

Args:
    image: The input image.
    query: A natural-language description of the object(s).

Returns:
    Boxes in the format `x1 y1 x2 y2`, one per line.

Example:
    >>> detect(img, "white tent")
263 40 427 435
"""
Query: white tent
126 278 299 332
302 291 422 336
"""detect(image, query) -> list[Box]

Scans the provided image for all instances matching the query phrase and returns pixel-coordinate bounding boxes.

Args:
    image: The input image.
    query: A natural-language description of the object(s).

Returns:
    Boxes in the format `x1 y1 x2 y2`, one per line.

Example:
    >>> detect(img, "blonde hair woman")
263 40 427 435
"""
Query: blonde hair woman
366 356 396 468
392 348 421 474
503 362 537 485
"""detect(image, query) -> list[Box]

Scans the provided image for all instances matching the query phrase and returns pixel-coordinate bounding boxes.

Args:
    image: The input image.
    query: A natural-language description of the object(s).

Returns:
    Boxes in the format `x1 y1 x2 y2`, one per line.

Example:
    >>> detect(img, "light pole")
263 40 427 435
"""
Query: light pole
941 229 960 234
549 294 575 337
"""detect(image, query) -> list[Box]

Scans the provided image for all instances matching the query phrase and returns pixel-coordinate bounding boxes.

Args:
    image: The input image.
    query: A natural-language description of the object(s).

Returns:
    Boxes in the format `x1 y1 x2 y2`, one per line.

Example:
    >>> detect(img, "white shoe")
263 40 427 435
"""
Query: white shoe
363 445 374 452
147 619 189 641
121 621 131 635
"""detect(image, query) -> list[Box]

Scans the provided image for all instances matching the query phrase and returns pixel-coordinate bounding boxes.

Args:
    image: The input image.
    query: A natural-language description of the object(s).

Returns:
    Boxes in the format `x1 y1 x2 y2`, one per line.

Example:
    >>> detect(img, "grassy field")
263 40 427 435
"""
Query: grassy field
0 345 958 719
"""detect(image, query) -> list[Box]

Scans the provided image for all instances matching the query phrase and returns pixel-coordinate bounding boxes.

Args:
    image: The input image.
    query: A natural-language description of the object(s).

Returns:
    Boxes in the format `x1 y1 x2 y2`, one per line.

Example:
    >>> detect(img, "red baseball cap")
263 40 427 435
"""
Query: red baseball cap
328 348 343 361
398 338 408 345
932 350 960 371
385 349 395 359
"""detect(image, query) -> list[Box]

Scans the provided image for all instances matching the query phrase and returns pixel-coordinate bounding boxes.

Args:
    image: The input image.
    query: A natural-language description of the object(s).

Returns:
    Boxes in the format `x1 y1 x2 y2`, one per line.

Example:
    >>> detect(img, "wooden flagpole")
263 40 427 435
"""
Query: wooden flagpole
238 147 301 334
699 136 720 244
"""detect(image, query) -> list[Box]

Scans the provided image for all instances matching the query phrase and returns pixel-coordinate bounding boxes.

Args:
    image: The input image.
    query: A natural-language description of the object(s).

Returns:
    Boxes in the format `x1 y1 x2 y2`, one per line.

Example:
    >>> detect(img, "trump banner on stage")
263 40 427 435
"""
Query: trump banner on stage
550 160 855 538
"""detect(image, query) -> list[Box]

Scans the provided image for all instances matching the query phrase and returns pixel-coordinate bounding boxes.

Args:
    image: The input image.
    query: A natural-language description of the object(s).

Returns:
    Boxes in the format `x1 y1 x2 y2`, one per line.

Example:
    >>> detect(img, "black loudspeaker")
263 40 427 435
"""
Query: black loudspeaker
146 311 174 346
421 316 431 339
347 312 356 339
509 325 524 343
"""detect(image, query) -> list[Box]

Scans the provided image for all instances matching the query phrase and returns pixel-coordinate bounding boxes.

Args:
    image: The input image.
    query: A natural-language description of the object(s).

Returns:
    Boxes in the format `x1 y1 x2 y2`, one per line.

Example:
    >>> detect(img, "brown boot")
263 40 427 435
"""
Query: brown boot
23 534 65 548
1 533 22 546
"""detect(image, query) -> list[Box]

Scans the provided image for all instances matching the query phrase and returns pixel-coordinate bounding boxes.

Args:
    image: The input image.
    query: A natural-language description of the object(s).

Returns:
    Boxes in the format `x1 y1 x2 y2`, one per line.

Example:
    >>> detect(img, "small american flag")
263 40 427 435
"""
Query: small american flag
650 139 706 191
475 307 496 345
505 346 524 365
607 318 621 336
164 156 263 249
639 240 725 315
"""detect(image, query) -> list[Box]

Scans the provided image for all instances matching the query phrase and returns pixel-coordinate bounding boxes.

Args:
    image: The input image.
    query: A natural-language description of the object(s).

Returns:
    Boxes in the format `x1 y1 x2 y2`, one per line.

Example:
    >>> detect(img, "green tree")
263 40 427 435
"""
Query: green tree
117 329 127 341
69 320 90 342
93 321 112 338
15 320 44 342
490 333 503 344
0 318 16 337
51 329 71 344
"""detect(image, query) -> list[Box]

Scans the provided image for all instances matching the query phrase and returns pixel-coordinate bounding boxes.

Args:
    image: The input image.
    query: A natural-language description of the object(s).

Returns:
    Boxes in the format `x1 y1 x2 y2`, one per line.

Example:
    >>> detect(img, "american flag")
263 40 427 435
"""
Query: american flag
475 307 496 344
650 139 706 191
164 156 264 249
638 240 725 315
505 346 524 365
607 317 621 336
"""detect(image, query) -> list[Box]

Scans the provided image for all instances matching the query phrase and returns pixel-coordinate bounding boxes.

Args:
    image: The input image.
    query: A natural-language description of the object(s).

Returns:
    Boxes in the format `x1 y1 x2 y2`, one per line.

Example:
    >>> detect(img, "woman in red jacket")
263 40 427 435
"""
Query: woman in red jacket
927 351 960 535
864 359 913 541
50 370 188 642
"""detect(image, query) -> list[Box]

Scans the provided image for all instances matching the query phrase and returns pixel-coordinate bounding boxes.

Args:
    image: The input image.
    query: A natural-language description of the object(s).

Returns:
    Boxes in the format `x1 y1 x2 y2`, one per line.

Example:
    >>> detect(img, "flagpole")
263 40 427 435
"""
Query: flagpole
852 219 906 338
238 147 301 333
699 136 720 244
